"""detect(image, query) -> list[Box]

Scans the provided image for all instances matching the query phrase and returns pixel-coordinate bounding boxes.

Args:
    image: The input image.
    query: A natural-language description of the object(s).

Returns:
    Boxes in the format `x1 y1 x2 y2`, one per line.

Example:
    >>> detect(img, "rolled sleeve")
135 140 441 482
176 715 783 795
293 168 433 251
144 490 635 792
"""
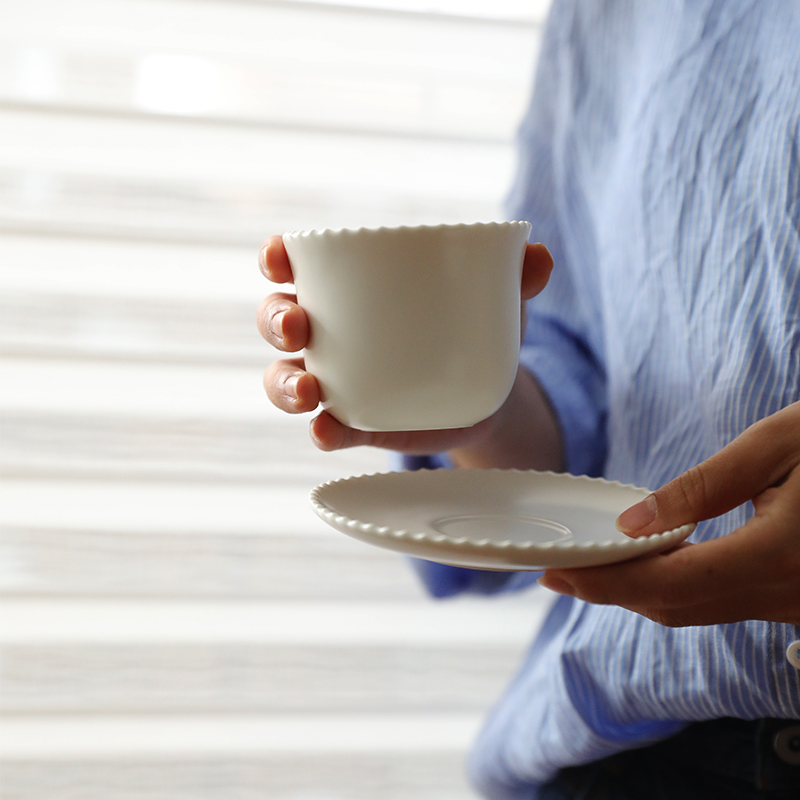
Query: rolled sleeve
520 314 607 478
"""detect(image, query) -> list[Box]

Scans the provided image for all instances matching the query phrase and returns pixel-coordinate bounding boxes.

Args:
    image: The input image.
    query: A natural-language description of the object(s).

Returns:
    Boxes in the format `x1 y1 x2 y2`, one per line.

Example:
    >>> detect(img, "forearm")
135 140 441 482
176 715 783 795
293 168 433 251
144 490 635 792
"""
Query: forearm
447 366 565 472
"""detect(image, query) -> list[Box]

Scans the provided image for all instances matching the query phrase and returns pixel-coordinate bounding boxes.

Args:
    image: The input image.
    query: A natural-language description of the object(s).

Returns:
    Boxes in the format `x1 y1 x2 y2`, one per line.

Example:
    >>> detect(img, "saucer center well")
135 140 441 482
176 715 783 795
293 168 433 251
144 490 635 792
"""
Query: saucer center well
432 514 572 545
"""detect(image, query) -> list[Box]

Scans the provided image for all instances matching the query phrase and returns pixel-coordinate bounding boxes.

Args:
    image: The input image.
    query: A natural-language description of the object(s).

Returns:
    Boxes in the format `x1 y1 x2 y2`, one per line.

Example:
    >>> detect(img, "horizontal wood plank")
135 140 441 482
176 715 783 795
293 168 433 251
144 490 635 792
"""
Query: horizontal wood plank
0 231 267 362
1 293 262 365
0 479 385 536
0 713 482 756
0 359 302 419
0 106 511 244
0 411 388 481
1 641 523 713
0 598 551 645
0 235 264 301
0 525 426 600
0 106 511 191
0 166 499 247
0 752 476 800
1 0 540 140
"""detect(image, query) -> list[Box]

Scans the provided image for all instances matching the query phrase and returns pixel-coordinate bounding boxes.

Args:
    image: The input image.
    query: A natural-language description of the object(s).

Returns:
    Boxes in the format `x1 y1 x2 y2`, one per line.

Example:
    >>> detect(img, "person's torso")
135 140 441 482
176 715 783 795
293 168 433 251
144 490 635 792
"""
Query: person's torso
553 1 800 533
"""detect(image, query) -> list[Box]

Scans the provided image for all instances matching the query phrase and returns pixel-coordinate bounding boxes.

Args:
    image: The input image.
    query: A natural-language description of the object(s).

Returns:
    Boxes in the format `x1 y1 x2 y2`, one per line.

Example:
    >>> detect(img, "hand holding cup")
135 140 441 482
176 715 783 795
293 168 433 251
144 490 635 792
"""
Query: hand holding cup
257 223 556 461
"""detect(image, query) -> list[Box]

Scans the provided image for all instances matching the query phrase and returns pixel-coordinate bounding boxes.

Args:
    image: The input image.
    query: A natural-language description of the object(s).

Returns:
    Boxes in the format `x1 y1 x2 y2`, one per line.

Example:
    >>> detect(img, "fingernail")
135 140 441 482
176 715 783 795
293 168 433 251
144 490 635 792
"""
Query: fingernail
283 374 299 400
309 413 344 451
269 309 286 340
259 243 270 277
616 493 657 533
537 575 575 596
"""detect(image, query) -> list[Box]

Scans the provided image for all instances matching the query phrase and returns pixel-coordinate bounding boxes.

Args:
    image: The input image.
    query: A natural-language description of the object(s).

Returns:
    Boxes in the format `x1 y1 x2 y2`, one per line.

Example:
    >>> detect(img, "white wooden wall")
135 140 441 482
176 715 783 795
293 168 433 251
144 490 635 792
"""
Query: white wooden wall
0 1 555 797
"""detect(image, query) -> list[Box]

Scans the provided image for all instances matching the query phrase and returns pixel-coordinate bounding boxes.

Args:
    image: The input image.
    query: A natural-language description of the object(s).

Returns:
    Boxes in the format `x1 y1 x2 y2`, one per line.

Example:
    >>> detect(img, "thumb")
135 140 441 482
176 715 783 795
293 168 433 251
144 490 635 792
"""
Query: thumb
616 407 800 536
521 242 554 301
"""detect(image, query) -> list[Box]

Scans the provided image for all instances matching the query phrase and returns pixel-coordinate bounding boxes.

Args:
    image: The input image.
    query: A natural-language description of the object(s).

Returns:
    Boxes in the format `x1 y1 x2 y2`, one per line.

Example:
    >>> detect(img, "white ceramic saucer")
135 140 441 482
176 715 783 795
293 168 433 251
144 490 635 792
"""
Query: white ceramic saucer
311 469 695 571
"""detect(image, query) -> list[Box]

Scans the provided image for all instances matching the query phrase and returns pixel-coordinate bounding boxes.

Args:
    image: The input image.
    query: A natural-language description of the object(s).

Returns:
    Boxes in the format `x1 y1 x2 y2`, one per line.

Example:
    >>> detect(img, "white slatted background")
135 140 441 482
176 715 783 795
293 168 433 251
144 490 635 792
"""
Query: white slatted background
0 1 554 797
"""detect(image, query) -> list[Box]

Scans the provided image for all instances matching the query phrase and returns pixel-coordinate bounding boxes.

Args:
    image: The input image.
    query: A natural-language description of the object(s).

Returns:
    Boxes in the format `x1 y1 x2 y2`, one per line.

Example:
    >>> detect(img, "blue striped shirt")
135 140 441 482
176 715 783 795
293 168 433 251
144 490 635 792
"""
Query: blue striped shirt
405 1 800 796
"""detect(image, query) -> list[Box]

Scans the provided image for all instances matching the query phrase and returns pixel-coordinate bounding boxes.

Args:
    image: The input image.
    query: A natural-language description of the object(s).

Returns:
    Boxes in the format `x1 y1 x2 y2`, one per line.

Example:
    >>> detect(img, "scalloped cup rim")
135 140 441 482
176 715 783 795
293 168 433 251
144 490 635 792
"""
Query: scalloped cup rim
283 220 532 239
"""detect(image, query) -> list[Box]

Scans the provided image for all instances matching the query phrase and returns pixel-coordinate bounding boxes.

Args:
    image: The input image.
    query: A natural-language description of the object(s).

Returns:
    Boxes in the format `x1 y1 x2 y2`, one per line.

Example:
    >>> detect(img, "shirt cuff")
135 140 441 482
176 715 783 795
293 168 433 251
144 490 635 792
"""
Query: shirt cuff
520 315 607 477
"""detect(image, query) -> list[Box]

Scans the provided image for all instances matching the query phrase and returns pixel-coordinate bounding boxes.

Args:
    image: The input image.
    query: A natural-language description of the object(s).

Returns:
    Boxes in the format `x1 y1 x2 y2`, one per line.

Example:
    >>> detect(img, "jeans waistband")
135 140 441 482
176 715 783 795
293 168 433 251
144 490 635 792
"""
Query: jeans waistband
652 717 800 792
552 717 800 799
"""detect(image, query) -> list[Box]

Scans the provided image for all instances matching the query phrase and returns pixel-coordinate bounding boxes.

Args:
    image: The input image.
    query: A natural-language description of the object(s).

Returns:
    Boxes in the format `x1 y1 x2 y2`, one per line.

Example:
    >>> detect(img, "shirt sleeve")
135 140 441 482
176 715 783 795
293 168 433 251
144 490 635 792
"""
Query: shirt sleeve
506 12 608 480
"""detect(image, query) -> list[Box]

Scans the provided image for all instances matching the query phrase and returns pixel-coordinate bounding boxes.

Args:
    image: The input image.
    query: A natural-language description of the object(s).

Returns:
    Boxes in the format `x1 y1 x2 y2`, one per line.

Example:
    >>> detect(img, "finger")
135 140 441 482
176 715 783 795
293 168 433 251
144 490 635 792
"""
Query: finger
309 409 496 454
539 518 769 612
309 413 373 451
259 235 293 283
542 465 800 621
257 293 309 352
616 402 800 535
539 564 768 627
520 242 554 301
752 462 800 520
635 583 800 627
263 358 320 414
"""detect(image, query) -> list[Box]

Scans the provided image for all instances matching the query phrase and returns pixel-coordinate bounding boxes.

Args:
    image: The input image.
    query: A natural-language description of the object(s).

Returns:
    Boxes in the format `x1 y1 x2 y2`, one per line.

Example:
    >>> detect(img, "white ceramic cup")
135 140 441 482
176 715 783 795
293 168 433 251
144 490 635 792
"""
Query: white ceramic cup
282 221 532 431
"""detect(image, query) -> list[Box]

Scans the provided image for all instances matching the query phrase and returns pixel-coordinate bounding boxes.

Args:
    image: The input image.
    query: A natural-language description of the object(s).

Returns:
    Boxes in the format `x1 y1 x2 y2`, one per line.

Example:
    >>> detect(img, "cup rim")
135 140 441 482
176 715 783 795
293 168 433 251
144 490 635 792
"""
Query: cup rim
282 220 531 240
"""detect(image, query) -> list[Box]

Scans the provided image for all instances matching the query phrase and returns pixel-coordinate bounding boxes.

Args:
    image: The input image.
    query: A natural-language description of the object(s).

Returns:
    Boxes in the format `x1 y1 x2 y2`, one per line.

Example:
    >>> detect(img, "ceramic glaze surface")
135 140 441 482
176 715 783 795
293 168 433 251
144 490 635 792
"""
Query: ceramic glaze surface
283 221 531 431
311 469 696 570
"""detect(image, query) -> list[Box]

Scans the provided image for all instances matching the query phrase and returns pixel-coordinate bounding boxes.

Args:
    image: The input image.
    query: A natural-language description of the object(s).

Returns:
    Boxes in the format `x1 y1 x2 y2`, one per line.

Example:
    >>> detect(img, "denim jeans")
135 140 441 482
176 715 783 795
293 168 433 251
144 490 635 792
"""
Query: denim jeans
538 718 800 800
